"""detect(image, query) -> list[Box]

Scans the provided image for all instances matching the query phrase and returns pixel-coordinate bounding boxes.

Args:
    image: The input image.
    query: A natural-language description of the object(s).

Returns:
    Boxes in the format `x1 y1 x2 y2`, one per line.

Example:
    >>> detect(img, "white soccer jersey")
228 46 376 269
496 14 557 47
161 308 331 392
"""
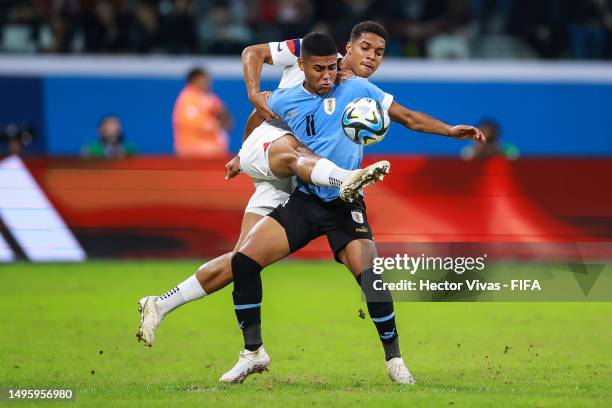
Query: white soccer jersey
268 39 304 89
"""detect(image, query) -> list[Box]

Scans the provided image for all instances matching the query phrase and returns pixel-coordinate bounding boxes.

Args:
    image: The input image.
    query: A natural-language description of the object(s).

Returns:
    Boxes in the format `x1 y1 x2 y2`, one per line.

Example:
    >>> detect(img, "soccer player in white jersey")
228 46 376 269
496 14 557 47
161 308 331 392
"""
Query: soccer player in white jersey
137 22 485 360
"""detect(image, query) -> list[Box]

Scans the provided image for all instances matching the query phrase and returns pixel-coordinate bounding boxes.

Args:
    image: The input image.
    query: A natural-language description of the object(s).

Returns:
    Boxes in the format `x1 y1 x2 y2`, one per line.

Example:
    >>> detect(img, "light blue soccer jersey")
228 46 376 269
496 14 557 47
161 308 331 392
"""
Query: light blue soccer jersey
268 77 393 201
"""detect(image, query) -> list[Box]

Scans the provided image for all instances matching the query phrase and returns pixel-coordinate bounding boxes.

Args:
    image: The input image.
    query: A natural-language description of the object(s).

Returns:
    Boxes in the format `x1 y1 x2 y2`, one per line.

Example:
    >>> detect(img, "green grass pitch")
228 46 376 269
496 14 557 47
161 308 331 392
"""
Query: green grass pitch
1 261 611 407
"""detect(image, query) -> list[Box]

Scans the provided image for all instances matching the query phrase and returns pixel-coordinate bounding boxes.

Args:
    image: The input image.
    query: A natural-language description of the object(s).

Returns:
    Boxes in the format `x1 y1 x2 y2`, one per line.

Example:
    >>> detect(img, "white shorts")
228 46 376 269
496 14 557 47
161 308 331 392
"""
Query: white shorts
245 178 296 216
238 120 291 181
240 121 296 216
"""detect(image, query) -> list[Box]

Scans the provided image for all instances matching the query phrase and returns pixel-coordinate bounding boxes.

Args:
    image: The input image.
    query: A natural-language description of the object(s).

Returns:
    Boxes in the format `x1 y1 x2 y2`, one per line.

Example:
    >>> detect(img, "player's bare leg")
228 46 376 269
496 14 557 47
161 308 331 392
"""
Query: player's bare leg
220 216 290 383
338 239 416 385
267 134 390 202
235 215 291 268
267 134 321 183
194 211 263 293
137 211 263 347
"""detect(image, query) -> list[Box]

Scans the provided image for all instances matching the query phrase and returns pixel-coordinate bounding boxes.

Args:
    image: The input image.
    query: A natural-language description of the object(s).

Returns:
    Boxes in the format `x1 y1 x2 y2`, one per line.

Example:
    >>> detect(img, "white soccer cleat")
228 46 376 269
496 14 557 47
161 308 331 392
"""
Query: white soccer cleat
386 357 416 384
219 346 271 384
340 160 391 202
136 296 163 347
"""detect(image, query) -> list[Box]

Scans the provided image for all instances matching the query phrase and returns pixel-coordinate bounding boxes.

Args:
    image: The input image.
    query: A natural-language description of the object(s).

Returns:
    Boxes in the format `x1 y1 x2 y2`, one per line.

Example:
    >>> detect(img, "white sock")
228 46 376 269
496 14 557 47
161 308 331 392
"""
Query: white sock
155 274 206 316
311 158 355 188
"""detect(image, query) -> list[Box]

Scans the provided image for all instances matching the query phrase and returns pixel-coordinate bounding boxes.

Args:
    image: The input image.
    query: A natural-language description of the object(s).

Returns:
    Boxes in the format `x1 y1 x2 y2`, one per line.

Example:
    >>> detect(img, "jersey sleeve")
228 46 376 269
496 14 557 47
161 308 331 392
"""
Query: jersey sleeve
268 39 302 66
381 92 394 111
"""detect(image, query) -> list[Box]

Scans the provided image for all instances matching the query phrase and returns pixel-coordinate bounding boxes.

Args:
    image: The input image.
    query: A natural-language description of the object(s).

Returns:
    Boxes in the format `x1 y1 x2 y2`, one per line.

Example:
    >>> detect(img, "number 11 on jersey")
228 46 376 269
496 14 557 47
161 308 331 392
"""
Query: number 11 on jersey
305 114 316 136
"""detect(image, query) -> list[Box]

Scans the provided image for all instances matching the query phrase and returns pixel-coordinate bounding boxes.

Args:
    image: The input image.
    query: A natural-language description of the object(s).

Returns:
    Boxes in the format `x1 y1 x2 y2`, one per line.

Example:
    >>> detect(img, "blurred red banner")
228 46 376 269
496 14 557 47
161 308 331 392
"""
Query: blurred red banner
21 156 612 260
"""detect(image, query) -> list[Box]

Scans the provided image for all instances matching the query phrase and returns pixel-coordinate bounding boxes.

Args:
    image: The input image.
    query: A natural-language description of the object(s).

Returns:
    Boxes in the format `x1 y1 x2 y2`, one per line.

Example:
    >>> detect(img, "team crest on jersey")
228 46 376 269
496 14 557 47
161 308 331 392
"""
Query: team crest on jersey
351 210 364 224
324 98 336 115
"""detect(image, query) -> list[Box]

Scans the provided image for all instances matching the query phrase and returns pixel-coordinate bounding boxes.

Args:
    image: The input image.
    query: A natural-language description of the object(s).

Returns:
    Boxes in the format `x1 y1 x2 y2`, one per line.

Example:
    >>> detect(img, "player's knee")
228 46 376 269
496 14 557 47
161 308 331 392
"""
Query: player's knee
231 252 263 301
341 239 377 273
231 252 262 279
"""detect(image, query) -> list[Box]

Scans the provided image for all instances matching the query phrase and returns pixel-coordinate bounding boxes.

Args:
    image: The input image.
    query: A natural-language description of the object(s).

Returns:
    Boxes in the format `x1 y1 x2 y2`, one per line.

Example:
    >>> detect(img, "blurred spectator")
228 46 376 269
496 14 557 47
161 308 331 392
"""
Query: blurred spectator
160 0 197 53
313 0 374 53
426 0 473 59
172 67 232 158
470 0 538 60
0 0 611 59
82 0 127 52
471 0 512 35
199 0 252 54
507 0 566 59
82 115 136 159
276 0 313 39
461 119 519 160
385 0 450 57
564 0 612 59
126 1 162 53
43 0 80 53
0 124 34 156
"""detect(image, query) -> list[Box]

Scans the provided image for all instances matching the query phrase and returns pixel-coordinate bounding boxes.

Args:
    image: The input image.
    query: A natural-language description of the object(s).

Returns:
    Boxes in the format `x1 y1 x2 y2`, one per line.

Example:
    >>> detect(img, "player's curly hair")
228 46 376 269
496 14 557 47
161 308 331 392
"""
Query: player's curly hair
350 21 389 44
302 32 337 57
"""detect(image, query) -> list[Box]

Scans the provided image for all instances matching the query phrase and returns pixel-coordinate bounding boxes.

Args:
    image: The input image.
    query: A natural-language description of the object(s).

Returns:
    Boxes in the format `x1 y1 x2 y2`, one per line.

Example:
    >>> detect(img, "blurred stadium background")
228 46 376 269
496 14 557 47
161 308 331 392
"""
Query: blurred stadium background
1 0 611 261
1 2 612 406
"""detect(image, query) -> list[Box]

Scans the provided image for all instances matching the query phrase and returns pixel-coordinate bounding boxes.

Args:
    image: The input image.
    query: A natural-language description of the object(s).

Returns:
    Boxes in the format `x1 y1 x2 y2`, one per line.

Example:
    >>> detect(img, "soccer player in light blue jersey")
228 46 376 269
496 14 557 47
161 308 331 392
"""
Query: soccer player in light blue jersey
222 32 416 385
265 75 391 202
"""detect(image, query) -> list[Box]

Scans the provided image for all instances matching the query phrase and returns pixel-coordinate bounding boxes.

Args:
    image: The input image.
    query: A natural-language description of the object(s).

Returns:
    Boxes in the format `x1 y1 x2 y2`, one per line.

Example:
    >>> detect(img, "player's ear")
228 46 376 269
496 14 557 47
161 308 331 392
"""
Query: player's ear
345 41 352 55
298 57 304 71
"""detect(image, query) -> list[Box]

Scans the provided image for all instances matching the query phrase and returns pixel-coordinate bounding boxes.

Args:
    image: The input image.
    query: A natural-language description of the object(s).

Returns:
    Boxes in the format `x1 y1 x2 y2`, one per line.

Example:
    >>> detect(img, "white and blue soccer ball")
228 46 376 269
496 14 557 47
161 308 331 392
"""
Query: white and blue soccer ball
341 97 390 146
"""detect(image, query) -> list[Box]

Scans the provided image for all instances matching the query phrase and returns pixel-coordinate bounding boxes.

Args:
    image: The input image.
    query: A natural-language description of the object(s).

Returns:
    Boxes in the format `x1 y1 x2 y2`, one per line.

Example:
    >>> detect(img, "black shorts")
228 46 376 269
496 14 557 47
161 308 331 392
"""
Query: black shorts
268 189 374 263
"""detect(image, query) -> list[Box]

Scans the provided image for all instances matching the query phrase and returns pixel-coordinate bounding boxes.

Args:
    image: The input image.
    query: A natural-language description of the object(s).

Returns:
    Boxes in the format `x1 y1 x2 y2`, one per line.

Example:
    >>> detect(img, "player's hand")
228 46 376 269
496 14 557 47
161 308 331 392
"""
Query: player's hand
338 68 355 83
450 125 487 143
249 91 279 121
225 155 241 180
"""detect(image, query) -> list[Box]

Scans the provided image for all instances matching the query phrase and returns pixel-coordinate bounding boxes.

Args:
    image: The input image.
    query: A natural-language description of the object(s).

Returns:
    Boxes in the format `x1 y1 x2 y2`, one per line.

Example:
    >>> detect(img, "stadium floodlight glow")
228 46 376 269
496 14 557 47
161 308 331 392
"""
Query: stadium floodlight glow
0 155 86 262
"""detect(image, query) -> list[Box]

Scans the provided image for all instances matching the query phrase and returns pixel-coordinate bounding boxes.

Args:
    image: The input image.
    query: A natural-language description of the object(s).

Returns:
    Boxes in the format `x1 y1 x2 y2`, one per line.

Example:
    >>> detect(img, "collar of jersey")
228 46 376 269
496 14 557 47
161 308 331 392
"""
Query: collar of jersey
301 83 316 95
301 83 337 96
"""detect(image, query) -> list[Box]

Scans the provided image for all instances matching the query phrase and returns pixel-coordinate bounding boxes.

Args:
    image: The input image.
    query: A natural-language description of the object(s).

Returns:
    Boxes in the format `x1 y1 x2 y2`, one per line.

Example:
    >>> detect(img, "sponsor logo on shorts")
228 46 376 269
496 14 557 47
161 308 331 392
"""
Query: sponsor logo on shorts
355 227 369 233
324 98 336 115
351 210 364 224
281 197 290 207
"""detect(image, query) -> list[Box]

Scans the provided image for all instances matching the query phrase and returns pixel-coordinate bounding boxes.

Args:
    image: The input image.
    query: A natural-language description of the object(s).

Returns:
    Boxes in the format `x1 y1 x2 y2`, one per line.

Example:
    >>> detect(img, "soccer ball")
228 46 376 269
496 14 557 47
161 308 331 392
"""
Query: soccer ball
341 97 390 146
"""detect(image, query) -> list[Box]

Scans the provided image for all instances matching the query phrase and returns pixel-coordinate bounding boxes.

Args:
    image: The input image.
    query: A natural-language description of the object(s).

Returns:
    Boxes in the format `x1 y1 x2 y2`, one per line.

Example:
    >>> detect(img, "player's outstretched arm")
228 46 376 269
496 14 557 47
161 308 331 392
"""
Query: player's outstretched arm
242 44 279 120
388 101 486 143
